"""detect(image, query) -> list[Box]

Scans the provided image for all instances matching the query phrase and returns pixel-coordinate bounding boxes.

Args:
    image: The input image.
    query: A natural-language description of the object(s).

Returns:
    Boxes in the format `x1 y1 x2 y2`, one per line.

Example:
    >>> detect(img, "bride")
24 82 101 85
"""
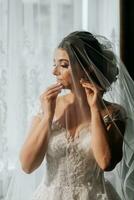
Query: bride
19 31 130 200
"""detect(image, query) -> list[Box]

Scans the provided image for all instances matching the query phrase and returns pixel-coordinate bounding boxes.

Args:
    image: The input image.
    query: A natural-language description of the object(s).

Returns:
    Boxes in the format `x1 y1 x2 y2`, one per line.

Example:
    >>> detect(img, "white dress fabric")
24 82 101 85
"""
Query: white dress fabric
31 111 123 200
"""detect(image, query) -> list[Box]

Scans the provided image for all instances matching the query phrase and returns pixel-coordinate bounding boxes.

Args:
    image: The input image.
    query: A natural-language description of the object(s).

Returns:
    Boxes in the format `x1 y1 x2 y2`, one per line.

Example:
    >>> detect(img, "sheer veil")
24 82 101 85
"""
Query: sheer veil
5 31 134 200
95 35 134 200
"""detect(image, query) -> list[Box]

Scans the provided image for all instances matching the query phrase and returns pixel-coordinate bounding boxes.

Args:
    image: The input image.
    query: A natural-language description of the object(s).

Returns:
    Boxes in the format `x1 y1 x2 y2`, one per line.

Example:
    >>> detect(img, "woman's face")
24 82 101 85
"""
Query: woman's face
53 48 73 89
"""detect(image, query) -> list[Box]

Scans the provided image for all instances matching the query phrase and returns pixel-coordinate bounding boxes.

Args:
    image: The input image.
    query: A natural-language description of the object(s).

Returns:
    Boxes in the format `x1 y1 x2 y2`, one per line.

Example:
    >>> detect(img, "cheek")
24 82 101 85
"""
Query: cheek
63 71 72 82
61 68 71 80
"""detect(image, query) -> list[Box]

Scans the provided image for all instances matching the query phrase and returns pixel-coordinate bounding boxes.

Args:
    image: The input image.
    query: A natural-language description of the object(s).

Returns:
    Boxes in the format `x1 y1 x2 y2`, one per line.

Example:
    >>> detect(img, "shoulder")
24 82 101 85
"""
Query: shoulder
102 100 127 122
102 101 127 138
102 101 127 134
111 103 127 122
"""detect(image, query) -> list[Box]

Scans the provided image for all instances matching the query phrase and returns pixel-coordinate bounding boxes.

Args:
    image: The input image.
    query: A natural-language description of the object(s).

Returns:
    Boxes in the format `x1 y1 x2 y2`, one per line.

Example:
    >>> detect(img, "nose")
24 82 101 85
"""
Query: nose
52 66 60 76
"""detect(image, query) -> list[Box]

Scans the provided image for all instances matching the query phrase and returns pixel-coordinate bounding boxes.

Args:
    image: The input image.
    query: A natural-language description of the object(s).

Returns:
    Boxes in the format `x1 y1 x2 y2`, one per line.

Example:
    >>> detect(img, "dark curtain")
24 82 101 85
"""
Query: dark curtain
120 0 134 80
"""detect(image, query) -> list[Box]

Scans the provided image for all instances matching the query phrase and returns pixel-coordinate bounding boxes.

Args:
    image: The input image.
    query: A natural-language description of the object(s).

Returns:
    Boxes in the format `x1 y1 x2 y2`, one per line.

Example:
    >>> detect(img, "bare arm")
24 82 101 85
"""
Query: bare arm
90 107 111 170
20 82 63 174
90 107 125 171
19 115 52 174
80 79 125 171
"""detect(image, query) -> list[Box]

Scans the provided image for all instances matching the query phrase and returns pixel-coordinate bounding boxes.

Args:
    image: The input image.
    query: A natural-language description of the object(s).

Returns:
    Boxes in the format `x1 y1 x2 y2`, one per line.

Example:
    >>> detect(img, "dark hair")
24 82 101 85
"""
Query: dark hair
58 31 119 92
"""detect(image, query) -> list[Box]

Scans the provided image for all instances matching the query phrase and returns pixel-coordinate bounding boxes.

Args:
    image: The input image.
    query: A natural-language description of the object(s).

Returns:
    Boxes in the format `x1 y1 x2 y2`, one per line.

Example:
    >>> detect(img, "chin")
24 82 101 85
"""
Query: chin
62 84 70 90
58 80 71 89
62 85 68 89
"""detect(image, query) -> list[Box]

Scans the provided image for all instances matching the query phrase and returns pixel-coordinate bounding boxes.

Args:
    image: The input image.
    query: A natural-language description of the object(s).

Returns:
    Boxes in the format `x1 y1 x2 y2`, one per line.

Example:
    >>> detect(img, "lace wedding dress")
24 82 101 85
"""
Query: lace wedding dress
31 111 123 200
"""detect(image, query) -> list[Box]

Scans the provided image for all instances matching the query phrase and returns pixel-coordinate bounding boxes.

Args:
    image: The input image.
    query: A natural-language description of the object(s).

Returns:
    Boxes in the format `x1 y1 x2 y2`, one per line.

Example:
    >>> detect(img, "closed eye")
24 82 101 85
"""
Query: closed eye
53 63 69 68
61 64 69 68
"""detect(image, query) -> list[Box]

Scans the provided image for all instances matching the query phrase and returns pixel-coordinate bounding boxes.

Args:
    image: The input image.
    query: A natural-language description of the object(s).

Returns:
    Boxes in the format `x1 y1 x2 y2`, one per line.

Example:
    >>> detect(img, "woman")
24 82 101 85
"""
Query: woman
19 31 127 199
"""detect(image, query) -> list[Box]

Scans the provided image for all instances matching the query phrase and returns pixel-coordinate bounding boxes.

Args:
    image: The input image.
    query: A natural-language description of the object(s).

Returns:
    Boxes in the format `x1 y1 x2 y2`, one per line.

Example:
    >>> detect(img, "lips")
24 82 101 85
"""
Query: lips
57 79 64 87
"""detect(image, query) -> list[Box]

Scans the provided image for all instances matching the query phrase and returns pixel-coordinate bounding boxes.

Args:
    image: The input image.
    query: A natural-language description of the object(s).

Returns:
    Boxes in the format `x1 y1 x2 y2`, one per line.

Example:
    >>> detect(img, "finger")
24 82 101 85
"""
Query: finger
47 82 62 91
40 84 62 98
46 85 63 95
80 78 92 84
81 83 95 89
85 87 93 94
80 79 102 90
82 84 98 95
41 83 62 96
80 79 94 87
82 82 103 92
47 90 61 99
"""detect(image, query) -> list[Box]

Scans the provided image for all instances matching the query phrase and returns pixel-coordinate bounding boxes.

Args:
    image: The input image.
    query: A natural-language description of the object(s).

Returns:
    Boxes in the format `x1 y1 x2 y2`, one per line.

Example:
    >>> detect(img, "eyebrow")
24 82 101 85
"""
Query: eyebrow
53 58 69 62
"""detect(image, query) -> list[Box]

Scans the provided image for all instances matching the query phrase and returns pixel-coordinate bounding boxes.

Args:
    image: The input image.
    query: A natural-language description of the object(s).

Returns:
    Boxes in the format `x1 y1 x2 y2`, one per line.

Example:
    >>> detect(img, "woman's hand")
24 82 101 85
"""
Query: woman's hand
80 78 103 109
40 83 63 120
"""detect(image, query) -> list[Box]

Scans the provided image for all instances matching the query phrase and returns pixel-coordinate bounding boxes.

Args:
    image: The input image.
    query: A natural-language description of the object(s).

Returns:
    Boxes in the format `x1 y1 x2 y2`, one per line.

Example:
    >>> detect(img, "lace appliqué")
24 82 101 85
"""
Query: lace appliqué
32 110 122 200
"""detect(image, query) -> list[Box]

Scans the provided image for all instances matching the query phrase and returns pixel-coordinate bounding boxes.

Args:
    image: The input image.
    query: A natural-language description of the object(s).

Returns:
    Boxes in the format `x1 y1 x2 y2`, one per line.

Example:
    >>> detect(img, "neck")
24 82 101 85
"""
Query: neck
67 88 90 115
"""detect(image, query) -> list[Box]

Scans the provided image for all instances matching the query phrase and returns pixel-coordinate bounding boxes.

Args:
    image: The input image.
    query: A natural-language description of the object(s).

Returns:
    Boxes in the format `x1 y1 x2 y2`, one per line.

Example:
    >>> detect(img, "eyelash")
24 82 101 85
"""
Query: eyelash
53 64 69 68
61 64 69 68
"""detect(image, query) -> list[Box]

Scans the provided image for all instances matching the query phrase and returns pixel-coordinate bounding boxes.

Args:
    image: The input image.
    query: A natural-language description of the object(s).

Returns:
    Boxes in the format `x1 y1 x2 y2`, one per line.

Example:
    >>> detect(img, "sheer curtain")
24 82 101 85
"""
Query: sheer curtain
0 0 119 199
